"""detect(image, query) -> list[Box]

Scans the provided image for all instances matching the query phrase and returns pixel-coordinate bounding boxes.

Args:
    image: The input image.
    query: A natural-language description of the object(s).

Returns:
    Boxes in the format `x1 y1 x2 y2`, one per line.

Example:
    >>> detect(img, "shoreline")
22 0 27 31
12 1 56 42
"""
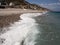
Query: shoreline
0 8 47 27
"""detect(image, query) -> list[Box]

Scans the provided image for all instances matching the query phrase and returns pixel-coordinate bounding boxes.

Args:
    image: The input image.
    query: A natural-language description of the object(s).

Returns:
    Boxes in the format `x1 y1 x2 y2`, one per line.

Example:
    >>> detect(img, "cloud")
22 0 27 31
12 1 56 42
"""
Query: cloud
40 3 60 5
40 3 60 11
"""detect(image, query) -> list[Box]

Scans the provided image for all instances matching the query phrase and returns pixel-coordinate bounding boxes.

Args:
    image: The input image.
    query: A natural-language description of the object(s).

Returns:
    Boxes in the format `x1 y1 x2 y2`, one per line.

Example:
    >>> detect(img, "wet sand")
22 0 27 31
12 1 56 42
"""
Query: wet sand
0 14 20 27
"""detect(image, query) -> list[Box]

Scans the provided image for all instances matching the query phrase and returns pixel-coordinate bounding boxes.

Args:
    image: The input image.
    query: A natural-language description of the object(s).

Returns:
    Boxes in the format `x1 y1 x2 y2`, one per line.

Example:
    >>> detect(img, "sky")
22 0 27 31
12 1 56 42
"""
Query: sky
26 0 60 11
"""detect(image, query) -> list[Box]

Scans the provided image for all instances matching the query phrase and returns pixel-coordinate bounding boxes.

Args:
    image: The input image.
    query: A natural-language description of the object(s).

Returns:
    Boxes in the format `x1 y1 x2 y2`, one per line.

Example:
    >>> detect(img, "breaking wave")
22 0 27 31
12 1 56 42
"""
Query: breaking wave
0 13 44 45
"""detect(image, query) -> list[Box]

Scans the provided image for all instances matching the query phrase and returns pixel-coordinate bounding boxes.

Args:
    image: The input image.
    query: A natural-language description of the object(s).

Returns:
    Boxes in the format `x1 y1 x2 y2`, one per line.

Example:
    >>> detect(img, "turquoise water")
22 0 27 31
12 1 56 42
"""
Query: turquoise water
35 12 60 45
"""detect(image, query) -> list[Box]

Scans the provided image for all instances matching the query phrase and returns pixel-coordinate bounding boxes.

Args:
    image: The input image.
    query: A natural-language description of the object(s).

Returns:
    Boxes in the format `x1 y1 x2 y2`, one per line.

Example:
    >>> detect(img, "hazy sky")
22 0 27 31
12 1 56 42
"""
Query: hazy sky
26 0 60 11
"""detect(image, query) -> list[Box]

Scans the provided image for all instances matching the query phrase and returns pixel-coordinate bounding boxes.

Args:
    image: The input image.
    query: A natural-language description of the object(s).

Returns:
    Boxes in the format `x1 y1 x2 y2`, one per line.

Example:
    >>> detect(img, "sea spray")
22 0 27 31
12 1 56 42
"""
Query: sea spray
0 13 43 45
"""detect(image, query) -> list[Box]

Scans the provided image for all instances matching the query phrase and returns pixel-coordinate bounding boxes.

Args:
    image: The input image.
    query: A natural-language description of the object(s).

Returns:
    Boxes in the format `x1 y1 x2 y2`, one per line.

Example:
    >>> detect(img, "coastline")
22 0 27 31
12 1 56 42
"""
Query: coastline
0 12 41 45
0 8 47 27
0 9 48 45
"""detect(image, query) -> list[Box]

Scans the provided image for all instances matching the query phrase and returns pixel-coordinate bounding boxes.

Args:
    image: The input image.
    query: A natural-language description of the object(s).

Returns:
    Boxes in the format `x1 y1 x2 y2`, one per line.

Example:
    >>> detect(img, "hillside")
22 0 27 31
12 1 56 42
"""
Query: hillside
3 0 49 11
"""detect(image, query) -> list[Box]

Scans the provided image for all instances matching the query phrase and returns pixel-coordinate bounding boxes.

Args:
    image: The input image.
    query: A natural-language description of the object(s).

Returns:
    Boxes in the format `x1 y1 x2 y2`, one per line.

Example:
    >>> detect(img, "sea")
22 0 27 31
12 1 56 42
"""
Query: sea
35 12 60 45
0 12 60 45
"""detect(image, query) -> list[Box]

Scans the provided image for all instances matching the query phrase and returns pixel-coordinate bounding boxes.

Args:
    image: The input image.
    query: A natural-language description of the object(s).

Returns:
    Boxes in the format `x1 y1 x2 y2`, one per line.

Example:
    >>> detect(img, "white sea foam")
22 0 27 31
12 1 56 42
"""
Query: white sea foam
0 13 43 45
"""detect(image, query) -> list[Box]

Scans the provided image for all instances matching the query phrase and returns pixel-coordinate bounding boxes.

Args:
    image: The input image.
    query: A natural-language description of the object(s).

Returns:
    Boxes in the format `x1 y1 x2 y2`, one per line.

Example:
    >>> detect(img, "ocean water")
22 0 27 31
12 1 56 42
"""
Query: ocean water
35 12 60 45
0 12 60 45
